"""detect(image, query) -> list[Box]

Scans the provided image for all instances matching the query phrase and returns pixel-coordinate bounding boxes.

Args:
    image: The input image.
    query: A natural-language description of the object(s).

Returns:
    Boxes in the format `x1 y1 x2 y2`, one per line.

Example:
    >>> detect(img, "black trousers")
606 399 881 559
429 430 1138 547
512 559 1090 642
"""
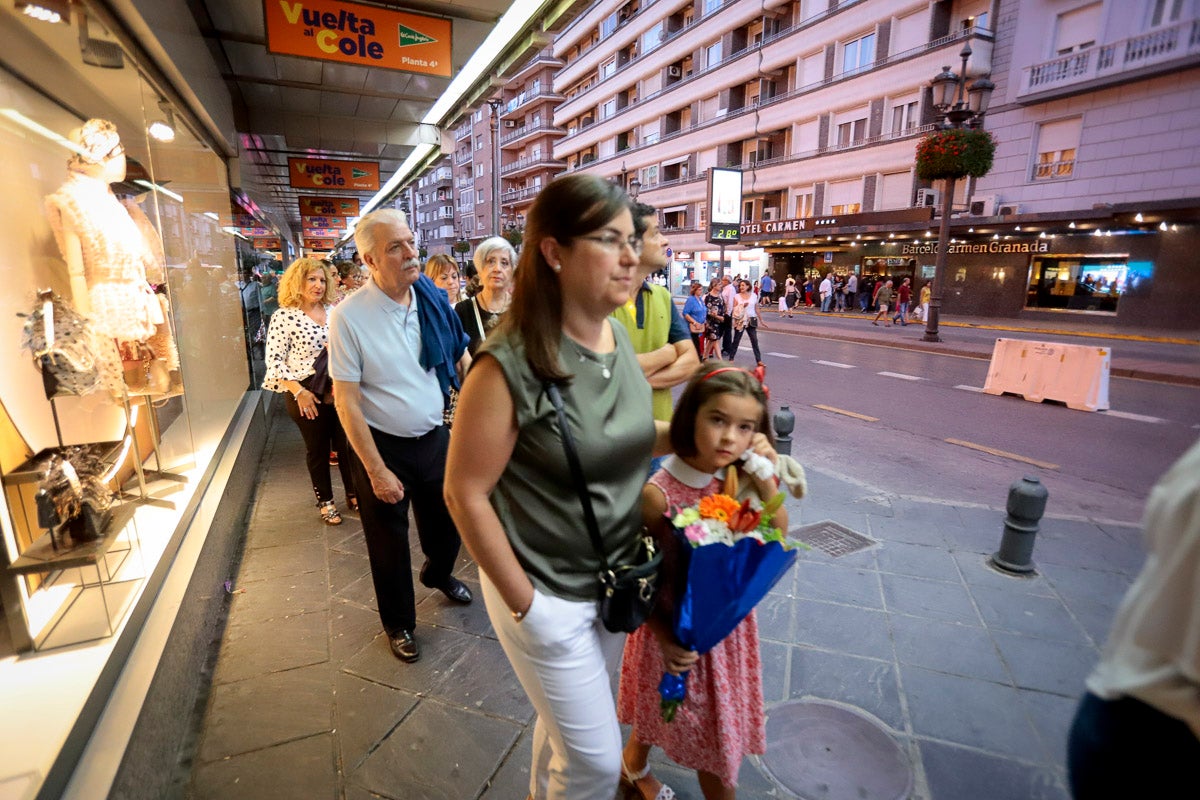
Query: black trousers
730 322 762 363
720 316 734 356
283 391 354 505
1068 691 1200 798
348 425 461 634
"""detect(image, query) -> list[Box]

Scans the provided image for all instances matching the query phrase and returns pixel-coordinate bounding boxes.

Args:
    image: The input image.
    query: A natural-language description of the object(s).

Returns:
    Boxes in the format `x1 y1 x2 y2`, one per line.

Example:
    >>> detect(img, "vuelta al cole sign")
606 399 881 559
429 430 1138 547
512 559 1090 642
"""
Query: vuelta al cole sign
288 157 380 190
264 0 452 77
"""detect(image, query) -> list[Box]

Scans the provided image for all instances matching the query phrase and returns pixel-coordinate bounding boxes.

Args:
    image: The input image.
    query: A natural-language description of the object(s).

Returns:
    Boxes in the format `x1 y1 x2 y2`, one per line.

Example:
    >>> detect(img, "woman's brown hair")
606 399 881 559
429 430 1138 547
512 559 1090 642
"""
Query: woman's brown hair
497 173 630 384
669 363 773 457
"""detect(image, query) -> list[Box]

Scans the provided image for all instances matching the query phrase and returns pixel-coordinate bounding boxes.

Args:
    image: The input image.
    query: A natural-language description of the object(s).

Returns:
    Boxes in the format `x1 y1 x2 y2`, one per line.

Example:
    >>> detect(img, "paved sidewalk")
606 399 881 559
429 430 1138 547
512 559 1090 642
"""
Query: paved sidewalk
186 410 1146 800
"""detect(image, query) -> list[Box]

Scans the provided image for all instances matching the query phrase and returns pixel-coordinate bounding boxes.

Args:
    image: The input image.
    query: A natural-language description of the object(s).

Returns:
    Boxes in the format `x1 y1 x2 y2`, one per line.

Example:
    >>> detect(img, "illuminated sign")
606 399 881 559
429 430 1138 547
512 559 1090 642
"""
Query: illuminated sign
298 196 360 216
300 215 348 229
238 226 274 237
304 227 345 238
707 168 742 244
304 237 337 250
289 158 380 190
264 0 452 77
253 238 282 250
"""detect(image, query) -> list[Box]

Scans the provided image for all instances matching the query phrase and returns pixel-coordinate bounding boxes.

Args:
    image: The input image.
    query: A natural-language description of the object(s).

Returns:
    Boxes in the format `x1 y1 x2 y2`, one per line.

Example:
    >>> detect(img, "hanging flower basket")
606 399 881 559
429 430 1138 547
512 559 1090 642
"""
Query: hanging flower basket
915 128 996 181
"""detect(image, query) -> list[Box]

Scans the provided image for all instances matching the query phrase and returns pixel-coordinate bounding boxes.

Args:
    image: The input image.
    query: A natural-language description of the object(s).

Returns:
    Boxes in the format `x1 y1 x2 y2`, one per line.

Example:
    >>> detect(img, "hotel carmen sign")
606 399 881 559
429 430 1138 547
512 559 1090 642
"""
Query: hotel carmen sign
740 208 933 240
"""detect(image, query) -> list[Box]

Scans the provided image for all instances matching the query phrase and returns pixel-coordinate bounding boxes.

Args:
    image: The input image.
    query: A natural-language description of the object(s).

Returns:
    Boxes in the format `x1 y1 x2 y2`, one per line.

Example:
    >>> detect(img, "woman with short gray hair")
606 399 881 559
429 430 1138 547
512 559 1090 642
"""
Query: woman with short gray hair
455 236 517 356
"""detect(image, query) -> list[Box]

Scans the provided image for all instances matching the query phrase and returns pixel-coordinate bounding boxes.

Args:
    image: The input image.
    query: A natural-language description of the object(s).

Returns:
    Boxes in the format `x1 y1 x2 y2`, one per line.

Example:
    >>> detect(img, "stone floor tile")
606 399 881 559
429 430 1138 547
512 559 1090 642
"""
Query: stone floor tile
213 610 329 685
190 733 337 800
880 573 981 625
198 662 334 763
334 672 420 774
918 739 1068 800
330 599 386 665
477 727 533 800
759 640 791 704
752 592 794 642
352 700 521 800
890 615 1010 684
899 666 1044 762
238 537 327 583
1019 688 1080 767
952 551 1057 596
245 516 327 549
866 514 951 548
329 549 372 596
875 540 962 583
1038 561 1134 610
426 636 533 724
970 586 1090 644
792 598 894 661
334 571 380 612
228 568 330 625
789 647 904 731
342 625 482 693
991 631 1097 697
793 560 885 609
415 578 493 636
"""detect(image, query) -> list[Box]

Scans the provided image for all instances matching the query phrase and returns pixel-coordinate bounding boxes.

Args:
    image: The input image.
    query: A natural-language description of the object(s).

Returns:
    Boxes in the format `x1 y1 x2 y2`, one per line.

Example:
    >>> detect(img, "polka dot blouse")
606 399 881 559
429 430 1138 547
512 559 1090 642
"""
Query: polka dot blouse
262 305 331 393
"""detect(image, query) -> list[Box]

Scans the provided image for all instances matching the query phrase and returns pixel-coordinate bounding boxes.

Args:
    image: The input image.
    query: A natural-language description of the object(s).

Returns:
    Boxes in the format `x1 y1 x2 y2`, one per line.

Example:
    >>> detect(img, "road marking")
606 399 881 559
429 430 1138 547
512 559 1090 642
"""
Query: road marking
812 360 855 369
878 371 923 381
1102 410 1165 423
813 404 879 422
955 385 985 392
944 438 1059 470
767 352 799 359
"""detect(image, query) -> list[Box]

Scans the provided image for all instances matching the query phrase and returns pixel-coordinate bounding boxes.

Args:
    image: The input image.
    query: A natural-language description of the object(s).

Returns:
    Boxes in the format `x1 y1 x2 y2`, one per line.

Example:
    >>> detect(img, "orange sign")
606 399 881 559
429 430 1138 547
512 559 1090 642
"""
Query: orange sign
264 0 452 77
289 158 380 191
253 238 282 250
299 196 360 216
304 237 337 250
301 215 349 229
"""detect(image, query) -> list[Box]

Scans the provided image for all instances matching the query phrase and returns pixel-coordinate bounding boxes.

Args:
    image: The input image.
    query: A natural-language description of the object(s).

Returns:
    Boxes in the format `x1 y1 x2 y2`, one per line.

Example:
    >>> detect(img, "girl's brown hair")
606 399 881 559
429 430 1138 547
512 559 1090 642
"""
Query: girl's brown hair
669 363 773 457
497 173 630 384
278 257 336 307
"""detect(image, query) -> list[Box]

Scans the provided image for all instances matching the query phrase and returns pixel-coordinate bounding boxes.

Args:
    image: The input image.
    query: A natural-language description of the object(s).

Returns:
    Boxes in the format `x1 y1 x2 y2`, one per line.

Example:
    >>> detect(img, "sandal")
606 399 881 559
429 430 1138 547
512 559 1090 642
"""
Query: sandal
319 501 342 525
346 494 359 513
620 757 675 800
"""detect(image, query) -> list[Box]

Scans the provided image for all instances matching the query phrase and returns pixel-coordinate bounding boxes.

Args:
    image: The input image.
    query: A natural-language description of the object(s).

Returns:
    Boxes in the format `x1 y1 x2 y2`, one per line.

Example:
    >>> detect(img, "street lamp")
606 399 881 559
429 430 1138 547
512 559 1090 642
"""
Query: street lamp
486 98 502 236
629 175 642 200
922 41 994 343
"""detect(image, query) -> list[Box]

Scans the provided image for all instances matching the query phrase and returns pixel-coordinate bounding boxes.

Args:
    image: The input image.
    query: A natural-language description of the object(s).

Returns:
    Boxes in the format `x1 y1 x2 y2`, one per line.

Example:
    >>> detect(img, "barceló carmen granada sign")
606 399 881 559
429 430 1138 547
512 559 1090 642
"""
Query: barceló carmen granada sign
289 157 380 190
264 0 452 77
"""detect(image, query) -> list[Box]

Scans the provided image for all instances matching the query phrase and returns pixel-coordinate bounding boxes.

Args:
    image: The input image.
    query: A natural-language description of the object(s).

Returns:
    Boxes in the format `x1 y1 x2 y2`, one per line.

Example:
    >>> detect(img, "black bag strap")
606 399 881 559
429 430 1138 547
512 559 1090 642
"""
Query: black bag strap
544 382 611 572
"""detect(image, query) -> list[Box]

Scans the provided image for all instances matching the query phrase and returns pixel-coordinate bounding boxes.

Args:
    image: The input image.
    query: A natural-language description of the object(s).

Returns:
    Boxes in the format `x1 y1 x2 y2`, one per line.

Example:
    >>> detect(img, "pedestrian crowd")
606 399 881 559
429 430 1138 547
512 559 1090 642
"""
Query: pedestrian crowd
253 172 1197 800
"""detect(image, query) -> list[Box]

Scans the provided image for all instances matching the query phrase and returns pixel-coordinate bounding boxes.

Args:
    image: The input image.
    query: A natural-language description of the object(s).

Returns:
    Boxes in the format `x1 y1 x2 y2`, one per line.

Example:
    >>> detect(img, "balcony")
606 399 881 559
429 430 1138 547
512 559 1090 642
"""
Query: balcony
502 86 566 118
501 185 544 204
500 153 568 178
500 121 568 147
1019 16 1200 101
455 122 473 141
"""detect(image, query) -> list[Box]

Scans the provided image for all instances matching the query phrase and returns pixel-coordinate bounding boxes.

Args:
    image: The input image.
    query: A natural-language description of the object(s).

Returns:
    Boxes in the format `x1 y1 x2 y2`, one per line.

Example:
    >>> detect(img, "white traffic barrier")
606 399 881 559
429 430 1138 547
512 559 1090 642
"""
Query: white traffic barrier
982 338 1111 412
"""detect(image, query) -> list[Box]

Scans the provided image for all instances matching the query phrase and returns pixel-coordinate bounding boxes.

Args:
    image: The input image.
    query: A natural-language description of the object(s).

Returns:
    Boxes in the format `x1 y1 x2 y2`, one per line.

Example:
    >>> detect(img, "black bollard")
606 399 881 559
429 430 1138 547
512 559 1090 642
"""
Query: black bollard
990 475 1049 575
773 405 795 456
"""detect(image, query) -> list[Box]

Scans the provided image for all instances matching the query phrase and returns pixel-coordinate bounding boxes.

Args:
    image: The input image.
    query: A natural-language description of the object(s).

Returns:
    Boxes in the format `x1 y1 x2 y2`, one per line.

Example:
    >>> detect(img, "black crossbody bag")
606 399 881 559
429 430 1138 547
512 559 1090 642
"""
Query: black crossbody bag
545 382 662 633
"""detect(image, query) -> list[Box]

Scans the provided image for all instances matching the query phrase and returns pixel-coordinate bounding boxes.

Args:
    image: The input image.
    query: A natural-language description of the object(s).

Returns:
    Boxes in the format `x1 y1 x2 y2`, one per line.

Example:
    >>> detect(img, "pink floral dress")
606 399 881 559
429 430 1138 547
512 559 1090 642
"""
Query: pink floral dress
617 461 765 788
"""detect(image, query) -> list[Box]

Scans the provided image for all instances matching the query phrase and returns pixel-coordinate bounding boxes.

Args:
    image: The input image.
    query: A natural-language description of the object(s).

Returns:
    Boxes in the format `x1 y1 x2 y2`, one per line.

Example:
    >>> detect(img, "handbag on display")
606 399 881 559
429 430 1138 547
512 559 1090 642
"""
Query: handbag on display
119 340 170 394
545 382 662 634
36 447 115 547
20 292 103 399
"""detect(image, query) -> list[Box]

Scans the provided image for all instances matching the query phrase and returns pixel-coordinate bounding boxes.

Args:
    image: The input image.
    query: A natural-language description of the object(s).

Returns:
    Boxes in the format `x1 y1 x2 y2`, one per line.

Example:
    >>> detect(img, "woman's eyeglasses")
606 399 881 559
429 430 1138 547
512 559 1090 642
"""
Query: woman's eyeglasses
576 232 643 255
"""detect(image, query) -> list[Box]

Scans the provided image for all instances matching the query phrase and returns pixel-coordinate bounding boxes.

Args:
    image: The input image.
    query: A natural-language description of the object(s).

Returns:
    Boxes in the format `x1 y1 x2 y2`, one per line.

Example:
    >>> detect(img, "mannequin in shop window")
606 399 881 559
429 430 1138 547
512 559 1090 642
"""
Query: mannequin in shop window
44 118 175 395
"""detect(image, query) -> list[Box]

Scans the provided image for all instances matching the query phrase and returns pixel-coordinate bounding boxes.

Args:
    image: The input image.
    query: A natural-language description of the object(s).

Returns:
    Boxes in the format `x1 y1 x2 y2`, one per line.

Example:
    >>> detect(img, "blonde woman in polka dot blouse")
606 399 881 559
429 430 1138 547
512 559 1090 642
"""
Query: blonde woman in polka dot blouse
263 258 356 524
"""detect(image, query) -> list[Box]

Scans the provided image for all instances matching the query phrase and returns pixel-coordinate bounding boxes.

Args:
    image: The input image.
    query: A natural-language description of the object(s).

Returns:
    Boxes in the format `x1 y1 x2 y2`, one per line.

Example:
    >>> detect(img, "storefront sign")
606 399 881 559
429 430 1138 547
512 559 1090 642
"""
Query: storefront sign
740 207 934 240
238 226 274 237
707 168 743 244
299 196 360 216
304 237 337 250
264 0 452 77
233 214 258 227
289 158 380 190
300 215 348 229
303 227 344 238
901 241 1050 255
253 238 282 250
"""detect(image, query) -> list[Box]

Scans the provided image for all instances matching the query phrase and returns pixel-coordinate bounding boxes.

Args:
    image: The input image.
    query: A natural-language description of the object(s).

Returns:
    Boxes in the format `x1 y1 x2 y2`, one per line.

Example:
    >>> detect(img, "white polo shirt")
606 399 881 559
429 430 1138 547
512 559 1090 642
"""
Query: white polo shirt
328 278 443 437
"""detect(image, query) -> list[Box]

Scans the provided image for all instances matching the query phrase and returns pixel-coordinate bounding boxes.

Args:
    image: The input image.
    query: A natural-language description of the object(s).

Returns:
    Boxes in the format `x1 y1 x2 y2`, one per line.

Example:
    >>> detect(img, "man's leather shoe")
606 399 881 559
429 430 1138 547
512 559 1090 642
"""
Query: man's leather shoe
438 577 473 605
388 630 420 662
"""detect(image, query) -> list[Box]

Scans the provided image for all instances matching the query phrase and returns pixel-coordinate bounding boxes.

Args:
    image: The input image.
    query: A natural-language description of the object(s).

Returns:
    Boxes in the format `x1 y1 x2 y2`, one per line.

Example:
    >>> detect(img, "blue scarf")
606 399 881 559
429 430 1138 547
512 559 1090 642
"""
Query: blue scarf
412 273 469 397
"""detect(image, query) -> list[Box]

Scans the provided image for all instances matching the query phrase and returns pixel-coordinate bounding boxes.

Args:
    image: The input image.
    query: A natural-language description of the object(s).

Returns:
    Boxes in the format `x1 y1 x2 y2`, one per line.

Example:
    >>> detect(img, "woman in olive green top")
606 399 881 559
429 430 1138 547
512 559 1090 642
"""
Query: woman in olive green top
445 174 670 800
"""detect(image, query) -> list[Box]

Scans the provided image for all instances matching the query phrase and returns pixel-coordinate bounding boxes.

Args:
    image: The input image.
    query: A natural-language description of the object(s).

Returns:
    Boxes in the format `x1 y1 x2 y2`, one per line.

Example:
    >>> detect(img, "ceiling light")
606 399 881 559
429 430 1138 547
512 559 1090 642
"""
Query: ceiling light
1134 212 1143 222
1039 232 1046 238
1015 225 1021 231
148 120 174 142
992 234 999 239
1159 221 1168 231
17 1 69 24
888 232 895 238
1068 221 1076 228
924 230 931 237
968 227 974 233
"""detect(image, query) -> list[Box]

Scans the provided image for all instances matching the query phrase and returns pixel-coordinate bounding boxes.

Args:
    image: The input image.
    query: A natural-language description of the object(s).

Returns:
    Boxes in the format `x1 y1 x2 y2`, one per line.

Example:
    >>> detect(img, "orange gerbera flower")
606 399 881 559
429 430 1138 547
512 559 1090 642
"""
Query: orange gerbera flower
699 494 741 523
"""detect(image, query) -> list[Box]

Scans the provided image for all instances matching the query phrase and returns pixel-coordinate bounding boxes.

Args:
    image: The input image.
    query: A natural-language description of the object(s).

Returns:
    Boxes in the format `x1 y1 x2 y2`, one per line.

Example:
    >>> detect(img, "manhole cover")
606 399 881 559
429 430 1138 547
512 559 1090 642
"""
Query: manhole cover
761 699 913 800
791 521 876 558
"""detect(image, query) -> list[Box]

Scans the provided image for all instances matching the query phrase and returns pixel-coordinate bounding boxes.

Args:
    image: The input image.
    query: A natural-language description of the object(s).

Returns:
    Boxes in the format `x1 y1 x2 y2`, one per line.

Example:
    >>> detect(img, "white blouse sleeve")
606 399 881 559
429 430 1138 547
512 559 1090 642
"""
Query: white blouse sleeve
262 307 326 393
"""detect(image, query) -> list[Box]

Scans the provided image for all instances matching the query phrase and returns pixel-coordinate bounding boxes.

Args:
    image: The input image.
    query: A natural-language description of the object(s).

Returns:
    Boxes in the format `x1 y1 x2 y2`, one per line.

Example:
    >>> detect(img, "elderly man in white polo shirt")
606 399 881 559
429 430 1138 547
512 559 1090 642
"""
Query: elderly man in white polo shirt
330 208 473 664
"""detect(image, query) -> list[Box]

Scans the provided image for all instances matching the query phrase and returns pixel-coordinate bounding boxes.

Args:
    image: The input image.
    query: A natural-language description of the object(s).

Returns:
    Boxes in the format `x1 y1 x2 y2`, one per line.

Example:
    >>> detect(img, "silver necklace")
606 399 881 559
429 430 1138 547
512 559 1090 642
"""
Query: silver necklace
566 337 612 379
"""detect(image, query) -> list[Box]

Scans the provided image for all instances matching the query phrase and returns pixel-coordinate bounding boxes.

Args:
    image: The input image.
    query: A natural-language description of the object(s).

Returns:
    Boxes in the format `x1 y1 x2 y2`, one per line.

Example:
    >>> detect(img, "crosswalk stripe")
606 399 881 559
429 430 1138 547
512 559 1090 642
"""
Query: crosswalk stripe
955 385 984 392
767 352 799 359
1102 410 1165 424
878 371 922 381
812 360 855 369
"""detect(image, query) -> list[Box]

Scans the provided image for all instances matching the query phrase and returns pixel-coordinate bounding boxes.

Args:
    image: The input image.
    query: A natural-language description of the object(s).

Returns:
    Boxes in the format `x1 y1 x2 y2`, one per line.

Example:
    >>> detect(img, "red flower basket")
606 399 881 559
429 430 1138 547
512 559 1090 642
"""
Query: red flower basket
915 128 996 181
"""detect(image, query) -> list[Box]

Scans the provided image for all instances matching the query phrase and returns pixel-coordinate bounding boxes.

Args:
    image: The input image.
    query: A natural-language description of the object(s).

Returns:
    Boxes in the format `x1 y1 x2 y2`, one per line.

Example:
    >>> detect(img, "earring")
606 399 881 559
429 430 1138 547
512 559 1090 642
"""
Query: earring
550 263 561 273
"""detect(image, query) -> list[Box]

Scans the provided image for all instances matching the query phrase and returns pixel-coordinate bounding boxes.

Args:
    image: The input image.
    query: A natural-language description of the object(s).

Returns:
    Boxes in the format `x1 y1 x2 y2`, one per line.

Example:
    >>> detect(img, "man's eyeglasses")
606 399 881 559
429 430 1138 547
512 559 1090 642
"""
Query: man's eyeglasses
576 232 643 255
105 143 125 160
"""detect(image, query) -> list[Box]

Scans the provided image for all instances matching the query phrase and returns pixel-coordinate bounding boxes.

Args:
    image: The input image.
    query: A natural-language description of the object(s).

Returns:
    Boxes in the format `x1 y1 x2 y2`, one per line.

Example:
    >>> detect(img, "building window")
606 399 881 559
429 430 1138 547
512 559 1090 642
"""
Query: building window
475 135 483 151
830 203 861 214
643 21 665 53
841 32 876 75
477 189 486 204
601 98 617 119
703 0 722 14
836 118 867 147
1033 117 1082 180
1054 3 1101 56
601 58 616 79
644 165 658 185
706 41 723 68
890 101 919 134
474 109 482 123
1150 0 1184 27
475 163 484 178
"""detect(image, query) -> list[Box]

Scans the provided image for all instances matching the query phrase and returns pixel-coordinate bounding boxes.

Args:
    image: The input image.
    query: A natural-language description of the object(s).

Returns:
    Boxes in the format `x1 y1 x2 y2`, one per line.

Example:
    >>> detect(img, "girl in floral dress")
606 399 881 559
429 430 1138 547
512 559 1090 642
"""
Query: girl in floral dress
618 364 786 800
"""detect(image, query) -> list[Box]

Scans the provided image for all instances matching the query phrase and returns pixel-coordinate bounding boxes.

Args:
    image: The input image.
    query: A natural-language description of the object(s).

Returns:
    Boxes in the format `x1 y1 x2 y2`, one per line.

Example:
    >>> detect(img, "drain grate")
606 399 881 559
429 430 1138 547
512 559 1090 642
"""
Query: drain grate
791 520 877 558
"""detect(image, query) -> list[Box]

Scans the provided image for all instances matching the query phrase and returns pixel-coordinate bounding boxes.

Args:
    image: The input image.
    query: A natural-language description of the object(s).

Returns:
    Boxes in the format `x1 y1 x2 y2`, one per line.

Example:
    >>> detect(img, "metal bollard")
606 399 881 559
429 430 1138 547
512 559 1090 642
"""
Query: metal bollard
990 475 1049 574
773 405 795 456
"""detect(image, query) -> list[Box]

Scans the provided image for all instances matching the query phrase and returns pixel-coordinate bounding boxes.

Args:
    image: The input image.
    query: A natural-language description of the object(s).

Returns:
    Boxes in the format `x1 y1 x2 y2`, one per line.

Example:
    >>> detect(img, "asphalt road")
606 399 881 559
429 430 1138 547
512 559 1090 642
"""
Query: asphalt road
719 327 1200 525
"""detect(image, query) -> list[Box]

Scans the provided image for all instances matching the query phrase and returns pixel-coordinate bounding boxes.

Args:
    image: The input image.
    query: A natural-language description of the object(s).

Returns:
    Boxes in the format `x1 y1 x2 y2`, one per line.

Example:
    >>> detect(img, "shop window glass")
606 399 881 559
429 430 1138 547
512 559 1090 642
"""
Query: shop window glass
1026 257 1129 313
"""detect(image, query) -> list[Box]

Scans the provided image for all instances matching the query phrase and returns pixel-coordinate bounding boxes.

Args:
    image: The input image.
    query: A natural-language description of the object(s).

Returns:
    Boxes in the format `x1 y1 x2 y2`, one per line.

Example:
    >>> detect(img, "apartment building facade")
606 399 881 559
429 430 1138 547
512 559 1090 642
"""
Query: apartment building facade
547 0 1200 329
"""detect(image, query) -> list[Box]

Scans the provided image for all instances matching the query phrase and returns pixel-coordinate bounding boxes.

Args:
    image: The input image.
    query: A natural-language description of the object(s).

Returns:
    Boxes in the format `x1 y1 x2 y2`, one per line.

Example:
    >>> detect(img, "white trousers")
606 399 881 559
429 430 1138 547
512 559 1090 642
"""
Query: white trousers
481 572 626 800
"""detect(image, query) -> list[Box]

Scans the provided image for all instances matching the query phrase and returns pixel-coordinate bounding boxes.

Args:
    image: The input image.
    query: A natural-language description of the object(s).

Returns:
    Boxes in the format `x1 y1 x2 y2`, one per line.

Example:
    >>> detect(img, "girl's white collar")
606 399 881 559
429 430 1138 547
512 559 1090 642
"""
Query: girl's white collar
662 455 721 489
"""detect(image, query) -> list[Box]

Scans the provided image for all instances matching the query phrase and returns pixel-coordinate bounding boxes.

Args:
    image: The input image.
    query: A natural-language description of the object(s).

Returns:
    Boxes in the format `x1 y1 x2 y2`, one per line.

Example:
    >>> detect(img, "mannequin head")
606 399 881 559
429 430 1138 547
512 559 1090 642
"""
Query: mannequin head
67 118 126 182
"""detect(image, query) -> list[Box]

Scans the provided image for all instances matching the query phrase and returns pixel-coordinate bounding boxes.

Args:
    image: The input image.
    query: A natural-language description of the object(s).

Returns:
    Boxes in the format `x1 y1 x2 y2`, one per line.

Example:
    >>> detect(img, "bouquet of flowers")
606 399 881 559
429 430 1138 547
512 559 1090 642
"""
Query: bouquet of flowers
658 457 799 721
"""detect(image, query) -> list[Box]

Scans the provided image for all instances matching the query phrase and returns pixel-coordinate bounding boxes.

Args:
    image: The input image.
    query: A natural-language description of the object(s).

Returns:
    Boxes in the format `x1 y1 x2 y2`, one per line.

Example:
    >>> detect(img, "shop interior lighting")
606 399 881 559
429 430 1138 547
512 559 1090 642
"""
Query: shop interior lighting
967 227 974 233
17 1 69 23
1134 212 1144 222
1014 225 1021 230
1159 221 1168 231
1068 221 1076 228
133 179 183 203
148 101 175 142
0 108 86 158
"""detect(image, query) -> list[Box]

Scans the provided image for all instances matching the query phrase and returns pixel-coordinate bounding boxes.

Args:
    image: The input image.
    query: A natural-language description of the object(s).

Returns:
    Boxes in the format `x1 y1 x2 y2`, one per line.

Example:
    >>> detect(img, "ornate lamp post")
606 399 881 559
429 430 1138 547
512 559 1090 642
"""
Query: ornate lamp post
919 41 995 342
629 175 642 200
486 98 502 236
